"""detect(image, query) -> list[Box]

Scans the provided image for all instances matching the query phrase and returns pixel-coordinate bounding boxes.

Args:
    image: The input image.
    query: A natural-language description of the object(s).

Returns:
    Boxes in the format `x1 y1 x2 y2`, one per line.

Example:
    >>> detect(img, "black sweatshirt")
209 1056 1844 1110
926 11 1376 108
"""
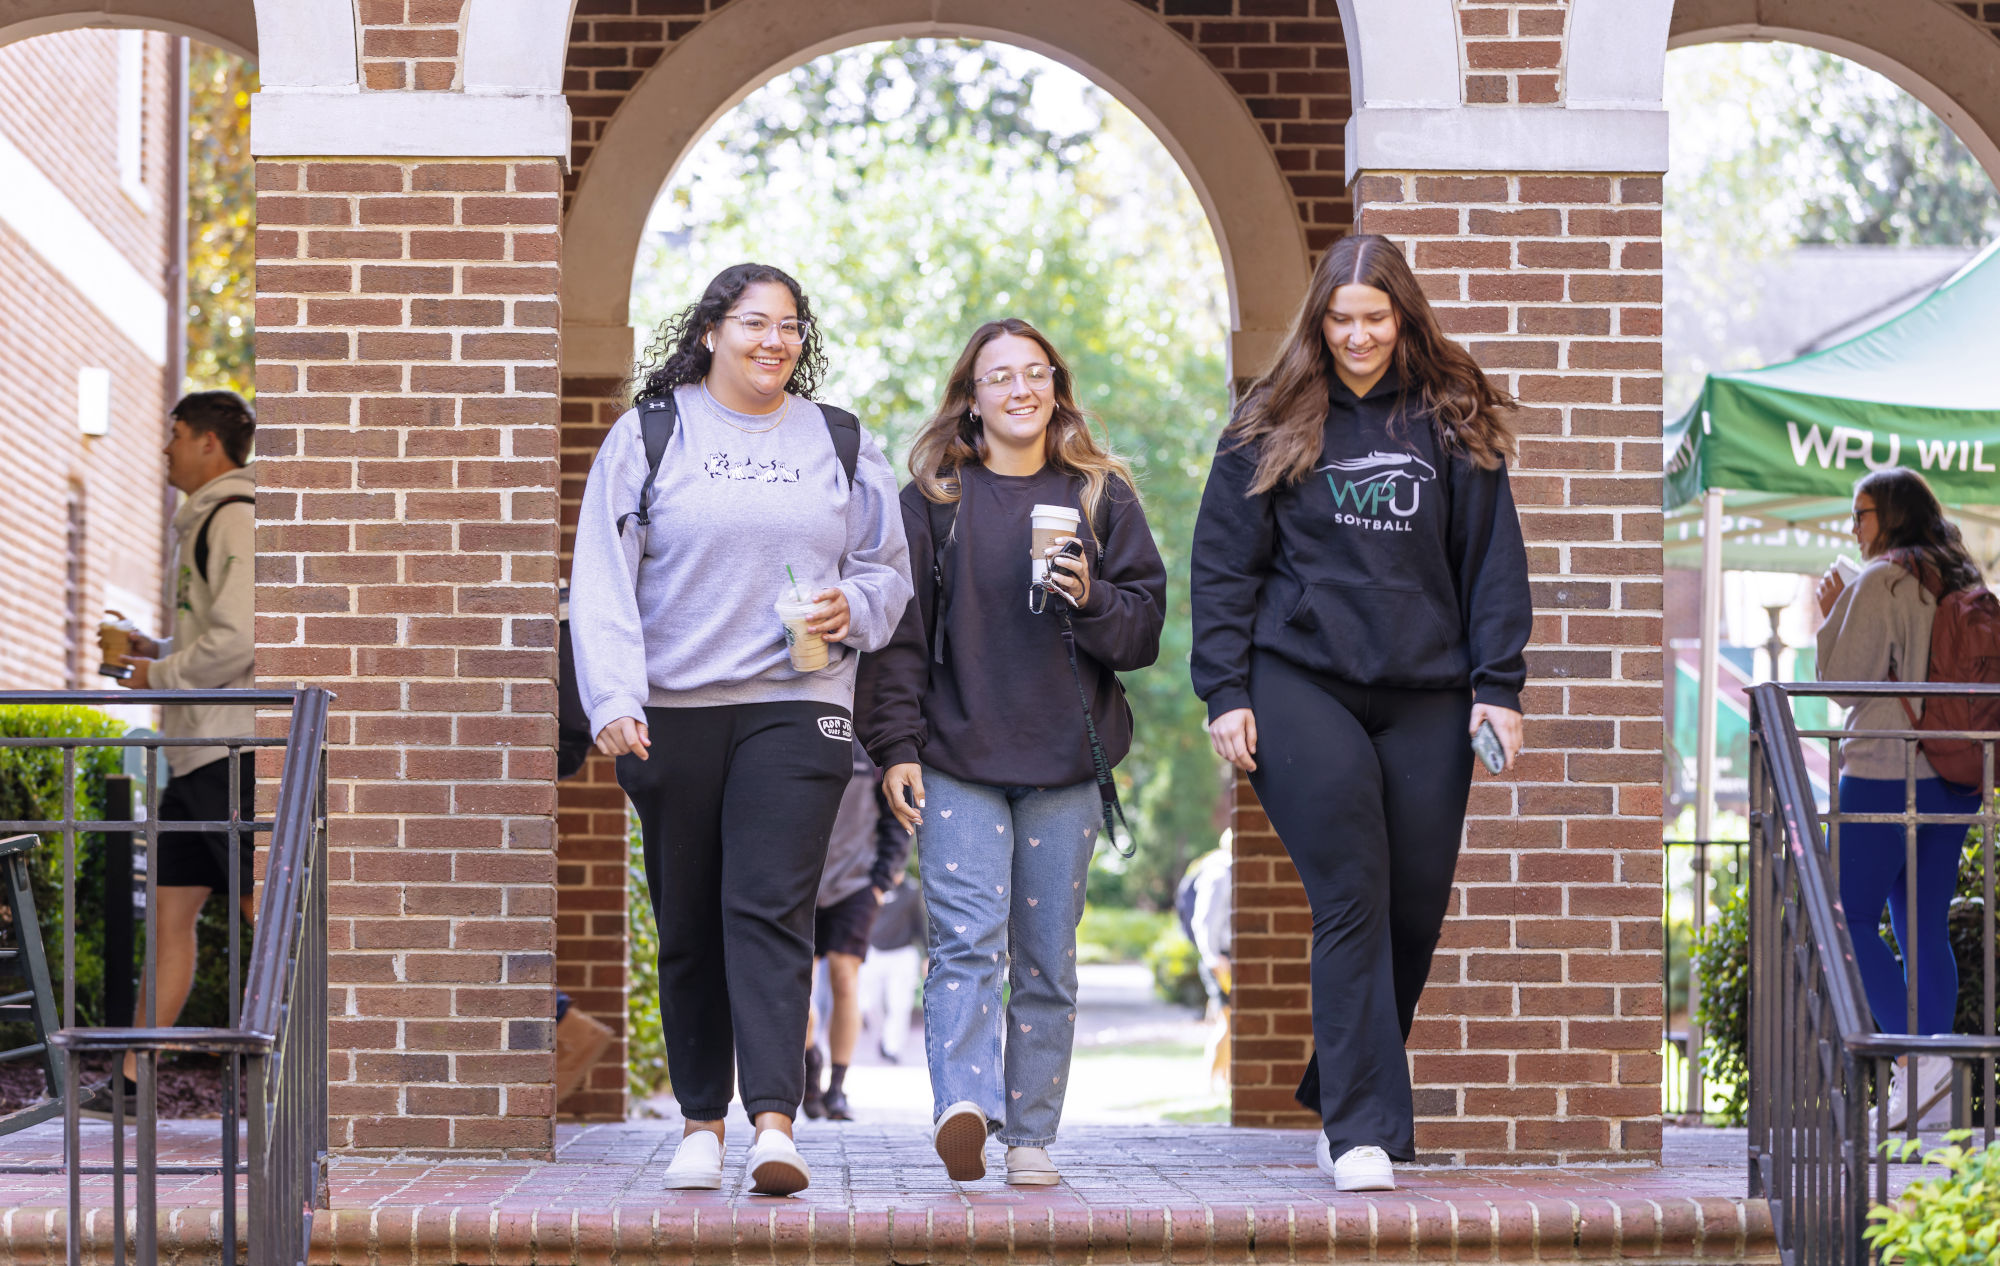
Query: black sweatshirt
1189 369 1531 718
855 464 1167 787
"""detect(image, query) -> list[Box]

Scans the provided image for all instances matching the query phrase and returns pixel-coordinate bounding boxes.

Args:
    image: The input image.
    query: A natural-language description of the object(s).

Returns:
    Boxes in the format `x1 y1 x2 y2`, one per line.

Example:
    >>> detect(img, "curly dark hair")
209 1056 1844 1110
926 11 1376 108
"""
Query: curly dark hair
629 262 828 406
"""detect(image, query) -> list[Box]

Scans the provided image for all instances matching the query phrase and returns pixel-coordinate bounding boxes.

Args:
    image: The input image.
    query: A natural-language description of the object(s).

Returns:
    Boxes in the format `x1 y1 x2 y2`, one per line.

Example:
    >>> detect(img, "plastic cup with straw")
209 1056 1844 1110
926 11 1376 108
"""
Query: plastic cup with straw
774 564 828 671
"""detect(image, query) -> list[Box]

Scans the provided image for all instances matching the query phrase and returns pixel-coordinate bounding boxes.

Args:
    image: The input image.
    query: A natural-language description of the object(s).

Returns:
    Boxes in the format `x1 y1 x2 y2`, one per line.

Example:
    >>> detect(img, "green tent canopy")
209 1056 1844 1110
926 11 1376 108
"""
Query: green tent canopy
1666 239 2000 512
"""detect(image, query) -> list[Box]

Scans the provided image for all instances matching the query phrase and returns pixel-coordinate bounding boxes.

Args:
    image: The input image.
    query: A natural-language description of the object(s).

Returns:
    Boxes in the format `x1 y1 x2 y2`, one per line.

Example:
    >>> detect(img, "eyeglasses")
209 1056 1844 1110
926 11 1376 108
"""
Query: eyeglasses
1852 507 1878 524
974 364 1053 394
719 314 811 345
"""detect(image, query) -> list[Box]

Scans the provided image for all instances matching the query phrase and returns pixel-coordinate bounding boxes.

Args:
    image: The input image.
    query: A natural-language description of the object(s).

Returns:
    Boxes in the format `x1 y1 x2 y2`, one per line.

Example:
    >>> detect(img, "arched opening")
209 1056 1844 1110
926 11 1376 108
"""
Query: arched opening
619 36 1233 1129
1659 32 2000 1120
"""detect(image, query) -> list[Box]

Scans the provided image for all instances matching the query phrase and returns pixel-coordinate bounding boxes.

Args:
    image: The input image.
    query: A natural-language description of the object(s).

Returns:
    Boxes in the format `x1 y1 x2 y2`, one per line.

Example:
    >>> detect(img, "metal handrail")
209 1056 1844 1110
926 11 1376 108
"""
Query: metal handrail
15 687 332 1266
1746 681 2000 1266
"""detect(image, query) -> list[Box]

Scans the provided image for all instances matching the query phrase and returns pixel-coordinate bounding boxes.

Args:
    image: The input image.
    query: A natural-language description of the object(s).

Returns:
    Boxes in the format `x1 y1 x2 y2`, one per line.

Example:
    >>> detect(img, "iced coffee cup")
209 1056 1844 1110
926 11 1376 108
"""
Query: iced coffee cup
1030 504 1082 583
97 612 138 680
775 592 831 672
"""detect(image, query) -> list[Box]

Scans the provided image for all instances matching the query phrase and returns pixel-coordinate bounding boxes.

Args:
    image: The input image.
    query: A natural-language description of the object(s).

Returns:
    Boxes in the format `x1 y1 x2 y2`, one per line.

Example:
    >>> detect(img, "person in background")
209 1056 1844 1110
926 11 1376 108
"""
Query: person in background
1176 836 1234 1089
81 391 257 1120
1814 465 1982 1129
1189 234 1531 1192
803 748 912 1121
859 874 925 1064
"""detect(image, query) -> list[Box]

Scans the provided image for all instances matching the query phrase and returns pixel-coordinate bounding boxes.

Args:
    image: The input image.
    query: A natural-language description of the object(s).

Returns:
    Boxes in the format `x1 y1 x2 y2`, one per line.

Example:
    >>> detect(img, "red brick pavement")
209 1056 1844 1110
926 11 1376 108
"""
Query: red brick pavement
3 1122 1773 1264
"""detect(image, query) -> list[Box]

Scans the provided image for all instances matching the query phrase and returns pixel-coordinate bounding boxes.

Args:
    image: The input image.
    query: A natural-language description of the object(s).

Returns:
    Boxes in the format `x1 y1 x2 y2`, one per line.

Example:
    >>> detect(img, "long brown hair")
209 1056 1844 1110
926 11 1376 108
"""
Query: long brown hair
1225 234 1516 494
907 319 1138 524
1857 467 1983 594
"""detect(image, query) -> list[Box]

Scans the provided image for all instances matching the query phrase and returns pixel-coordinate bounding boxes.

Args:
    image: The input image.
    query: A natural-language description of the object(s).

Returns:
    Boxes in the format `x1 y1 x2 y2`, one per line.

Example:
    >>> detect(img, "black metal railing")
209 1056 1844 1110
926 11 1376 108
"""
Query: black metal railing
0 688 327 1266
1746 682 1999 1266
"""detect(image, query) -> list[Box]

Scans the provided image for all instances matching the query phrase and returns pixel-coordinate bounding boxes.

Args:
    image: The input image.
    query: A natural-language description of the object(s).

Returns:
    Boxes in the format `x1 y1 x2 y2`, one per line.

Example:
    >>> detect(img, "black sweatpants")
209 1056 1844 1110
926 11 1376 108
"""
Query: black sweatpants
1246 651 1473 1162
617 701 854 1120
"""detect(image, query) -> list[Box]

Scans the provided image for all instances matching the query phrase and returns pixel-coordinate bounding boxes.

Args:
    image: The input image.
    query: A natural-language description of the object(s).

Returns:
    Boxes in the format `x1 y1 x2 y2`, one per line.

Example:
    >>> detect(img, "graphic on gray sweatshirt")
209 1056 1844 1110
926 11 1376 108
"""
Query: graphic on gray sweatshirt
569 384 914 735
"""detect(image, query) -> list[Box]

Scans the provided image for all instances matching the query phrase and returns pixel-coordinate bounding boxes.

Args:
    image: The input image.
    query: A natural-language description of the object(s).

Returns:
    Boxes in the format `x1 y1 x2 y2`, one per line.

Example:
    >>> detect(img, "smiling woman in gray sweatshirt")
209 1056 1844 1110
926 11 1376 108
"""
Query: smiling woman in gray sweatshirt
569 263 911 1196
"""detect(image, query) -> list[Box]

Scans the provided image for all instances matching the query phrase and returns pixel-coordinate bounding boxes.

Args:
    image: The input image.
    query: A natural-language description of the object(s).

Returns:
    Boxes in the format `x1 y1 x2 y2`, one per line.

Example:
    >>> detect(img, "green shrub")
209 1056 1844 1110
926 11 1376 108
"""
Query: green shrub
625 812 669 1099
0 705 125 1031
1691 884 1750 1125
1076 907 1169 963
1865 1133 2000 1266
1142 925 1206 1010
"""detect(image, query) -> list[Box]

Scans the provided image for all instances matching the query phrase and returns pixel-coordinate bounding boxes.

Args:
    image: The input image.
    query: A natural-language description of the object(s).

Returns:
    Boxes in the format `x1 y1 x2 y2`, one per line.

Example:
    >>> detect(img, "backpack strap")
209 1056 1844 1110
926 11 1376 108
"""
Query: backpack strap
925 479 961 666
620 393 679 535
820 404 862 488
193 495 256 583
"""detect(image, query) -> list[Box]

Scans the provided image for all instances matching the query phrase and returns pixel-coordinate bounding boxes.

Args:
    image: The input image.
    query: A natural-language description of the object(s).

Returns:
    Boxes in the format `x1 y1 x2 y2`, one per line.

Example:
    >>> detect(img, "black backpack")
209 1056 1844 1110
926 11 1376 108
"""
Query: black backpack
556 393 863 779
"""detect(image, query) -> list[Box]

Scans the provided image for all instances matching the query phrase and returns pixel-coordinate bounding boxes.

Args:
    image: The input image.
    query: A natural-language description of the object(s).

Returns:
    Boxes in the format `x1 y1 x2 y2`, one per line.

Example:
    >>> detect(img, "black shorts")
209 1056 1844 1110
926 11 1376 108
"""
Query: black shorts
154 753 257 893
814 885 879 960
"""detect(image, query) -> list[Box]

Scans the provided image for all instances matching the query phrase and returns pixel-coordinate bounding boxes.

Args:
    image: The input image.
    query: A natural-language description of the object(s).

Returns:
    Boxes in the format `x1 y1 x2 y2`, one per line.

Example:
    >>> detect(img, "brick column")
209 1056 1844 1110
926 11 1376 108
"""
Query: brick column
254 157 564 1156
1232 173 1664 1166
554 374 636 1120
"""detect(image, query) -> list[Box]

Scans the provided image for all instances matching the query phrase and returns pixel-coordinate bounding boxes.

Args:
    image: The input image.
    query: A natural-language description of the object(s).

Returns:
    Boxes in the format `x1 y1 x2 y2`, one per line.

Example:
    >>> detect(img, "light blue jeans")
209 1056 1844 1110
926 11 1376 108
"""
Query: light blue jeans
919 767 1099 1146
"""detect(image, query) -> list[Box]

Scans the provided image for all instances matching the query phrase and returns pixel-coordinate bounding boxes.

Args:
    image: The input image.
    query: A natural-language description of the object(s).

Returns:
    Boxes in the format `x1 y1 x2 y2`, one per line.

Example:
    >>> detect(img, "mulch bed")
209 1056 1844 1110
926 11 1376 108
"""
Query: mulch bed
0 1054 237 1118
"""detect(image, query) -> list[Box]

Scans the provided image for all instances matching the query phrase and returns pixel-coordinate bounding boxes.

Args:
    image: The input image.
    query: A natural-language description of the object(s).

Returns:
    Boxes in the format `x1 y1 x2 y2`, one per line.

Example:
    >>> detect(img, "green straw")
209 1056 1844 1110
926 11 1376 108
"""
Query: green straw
786 565 803 602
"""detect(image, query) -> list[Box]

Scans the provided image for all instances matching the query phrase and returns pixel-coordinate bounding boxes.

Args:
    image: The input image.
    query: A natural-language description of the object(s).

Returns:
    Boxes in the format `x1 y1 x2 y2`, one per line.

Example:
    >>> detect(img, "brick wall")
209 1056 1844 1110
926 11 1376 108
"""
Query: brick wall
1269 170 1662 1164
0 30 174 690
1457 0 1567 104
358 0 466 91
553 374 637 1120
253 156 564 1155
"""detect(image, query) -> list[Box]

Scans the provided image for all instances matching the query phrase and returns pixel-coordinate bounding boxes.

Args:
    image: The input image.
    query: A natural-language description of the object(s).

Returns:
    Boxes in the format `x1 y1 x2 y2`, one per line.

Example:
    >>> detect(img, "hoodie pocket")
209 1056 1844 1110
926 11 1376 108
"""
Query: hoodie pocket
1284 581 1456 679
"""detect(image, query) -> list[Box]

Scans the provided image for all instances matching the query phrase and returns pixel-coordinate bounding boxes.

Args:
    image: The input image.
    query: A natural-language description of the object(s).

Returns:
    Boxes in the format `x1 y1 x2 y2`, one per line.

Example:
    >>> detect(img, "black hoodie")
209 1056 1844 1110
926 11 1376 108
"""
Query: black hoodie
1189 369 1531 718
856 465 1166 787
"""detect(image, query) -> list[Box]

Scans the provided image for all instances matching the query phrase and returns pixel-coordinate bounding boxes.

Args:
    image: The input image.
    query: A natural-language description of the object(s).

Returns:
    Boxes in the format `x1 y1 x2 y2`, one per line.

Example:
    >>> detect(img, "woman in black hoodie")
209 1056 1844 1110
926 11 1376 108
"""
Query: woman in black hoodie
857 318 1165 1187
1189 234 1531 1191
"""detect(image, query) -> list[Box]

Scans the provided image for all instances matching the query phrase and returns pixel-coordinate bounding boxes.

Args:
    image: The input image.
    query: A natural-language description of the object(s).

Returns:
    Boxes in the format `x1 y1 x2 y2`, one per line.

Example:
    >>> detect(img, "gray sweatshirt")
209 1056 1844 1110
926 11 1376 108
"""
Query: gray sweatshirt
570 385 913 733
1816 558 1937 779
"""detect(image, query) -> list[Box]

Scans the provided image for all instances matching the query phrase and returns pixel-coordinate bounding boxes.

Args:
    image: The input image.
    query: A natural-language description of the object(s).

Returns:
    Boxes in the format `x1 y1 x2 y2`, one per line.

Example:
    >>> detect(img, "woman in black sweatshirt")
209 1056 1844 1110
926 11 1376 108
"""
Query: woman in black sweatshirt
1189 234 1531 1191
857 318 1165 1187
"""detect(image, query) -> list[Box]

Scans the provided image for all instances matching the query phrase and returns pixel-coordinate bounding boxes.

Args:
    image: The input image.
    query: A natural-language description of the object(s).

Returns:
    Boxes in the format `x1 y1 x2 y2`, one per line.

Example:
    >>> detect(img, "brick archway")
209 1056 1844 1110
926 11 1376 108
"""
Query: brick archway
1670 0 2000 185
0 0 256 56
557 0 1312 384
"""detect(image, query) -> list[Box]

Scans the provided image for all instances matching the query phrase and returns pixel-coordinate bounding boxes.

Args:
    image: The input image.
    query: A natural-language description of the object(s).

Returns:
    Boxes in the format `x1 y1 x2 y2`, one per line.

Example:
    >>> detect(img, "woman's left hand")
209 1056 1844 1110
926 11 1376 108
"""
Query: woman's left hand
1469 703 1525 771
806 587 850 642
1048 538 1090 607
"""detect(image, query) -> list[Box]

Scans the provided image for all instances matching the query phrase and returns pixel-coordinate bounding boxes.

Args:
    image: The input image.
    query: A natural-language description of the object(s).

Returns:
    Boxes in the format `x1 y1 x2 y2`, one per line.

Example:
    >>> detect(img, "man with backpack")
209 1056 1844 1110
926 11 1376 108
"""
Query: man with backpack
80 390 256 1119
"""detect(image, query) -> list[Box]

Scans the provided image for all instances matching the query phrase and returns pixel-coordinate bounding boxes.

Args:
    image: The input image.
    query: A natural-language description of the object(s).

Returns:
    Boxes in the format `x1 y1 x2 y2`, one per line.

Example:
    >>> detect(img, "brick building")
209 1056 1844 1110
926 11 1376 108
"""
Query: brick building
0 28 180 691
5 0 1999 1167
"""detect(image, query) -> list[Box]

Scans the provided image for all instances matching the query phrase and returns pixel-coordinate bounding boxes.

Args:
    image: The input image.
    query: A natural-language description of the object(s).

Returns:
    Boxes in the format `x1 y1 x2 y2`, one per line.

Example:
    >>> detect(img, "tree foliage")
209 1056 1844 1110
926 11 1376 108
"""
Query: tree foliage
1662 43 2000 412
635 41 1232 908
186 44 256 399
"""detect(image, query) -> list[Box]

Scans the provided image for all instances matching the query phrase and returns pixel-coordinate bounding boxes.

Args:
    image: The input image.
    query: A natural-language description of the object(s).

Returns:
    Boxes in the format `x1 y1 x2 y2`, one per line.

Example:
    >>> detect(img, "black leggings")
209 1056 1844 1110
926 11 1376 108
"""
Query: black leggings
617 701 854 1120
1247 651 1473 1162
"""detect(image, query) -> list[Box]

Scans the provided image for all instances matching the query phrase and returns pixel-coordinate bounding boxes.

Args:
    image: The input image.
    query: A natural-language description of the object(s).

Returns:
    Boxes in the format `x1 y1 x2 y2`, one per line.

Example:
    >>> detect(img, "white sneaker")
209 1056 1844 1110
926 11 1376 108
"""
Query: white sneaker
933 1101 989 1182
1316 1136 1395 1191
661 1130 724 1190
746 1128 811 1196
1887 1057 1955 1130
1004 1145 1060 1186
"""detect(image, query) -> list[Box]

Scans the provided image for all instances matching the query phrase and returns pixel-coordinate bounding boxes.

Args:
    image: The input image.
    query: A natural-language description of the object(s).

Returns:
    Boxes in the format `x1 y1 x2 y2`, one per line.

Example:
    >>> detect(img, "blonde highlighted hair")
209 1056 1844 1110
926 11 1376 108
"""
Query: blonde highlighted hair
907 318 1138 527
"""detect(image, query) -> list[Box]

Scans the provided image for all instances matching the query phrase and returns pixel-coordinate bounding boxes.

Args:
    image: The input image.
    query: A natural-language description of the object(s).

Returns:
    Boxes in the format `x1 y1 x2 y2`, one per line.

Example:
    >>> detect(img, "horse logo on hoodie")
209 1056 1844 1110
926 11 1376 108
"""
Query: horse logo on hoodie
1317 451 1437 531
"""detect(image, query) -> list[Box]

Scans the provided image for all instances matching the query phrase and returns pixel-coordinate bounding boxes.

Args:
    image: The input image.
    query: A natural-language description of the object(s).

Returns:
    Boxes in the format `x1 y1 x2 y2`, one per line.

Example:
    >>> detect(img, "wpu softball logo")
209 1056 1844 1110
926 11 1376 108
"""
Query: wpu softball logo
818 717 854 741
1318 451 1436 531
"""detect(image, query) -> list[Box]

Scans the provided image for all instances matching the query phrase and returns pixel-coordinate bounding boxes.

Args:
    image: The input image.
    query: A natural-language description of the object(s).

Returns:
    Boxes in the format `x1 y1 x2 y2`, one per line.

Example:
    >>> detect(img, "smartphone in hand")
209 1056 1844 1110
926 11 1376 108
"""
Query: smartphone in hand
1471 719 1505 774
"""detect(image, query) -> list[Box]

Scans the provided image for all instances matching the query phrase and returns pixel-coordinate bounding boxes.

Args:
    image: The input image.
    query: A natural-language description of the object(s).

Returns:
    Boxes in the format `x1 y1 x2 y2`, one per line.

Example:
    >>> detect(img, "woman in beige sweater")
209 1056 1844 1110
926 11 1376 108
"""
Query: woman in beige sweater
1814 466 1982 1124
